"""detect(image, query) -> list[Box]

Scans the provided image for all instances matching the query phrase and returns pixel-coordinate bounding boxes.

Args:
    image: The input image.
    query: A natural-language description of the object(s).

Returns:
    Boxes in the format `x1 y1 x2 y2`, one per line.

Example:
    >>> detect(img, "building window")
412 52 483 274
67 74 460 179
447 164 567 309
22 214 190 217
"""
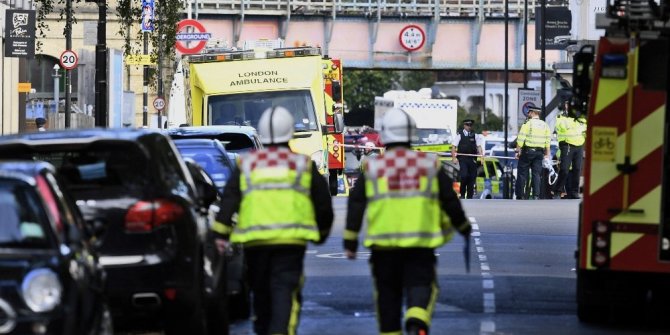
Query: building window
26 55 78 99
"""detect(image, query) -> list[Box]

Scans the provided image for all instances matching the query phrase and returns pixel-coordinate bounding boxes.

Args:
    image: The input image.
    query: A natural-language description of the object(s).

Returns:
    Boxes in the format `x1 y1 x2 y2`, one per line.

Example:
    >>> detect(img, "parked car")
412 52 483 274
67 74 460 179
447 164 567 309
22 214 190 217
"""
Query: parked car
168 125 263 161
0 161 113 335
174 139 236 194
0 129 224 334
170 137 252 321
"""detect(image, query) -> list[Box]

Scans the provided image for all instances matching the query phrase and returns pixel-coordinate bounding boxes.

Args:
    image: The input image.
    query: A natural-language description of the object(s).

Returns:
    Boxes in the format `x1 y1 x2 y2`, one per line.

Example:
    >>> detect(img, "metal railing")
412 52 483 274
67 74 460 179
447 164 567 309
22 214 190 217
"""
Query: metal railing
190 0 542 17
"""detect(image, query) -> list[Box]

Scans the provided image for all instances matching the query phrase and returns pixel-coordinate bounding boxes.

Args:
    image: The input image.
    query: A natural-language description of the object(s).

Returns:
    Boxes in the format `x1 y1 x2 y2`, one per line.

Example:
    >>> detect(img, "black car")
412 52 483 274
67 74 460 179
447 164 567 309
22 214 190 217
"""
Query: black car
0 161 112 335
173 139 251 321
0 129 224 334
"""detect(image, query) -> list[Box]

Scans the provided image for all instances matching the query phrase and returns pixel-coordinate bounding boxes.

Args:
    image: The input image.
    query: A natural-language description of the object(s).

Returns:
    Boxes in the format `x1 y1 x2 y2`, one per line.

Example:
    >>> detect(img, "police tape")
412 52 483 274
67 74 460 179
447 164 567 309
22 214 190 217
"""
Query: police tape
341 144 560 164
342 144 384 151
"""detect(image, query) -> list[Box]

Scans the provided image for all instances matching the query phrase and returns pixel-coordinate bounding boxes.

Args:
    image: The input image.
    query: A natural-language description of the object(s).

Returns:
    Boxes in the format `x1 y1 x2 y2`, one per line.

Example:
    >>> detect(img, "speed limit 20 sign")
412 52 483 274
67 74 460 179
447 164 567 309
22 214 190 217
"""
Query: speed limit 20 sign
153 97 166 111
60 50 79 70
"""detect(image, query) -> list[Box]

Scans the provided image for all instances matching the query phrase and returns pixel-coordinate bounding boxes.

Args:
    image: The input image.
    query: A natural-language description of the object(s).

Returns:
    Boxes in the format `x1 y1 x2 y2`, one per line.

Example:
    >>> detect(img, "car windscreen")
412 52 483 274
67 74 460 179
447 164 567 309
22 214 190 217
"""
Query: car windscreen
208 90 318 132
29 143 151 197
413 128 451 145
177 146 233 188
0 179 51 249
171 132 256 153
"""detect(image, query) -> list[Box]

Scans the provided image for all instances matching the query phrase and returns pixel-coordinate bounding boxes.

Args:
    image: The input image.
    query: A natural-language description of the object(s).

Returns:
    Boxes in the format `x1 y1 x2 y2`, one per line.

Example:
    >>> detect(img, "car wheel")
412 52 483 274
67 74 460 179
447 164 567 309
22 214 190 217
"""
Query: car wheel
96 304 114 335
228 283 251 321
207 288 230 335
576 272 608 323
207 252 230 335
165 261 207 335
329 173 338 195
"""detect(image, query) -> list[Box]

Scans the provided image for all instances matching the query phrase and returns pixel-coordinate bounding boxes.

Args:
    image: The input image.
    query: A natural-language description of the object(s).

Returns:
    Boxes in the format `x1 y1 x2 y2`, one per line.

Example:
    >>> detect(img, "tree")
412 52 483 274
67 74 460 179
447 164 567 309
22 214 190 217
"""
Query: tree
397 70 435 91
343 70 398 126
344 70 399 111
32 0 181 86
456 107 503 133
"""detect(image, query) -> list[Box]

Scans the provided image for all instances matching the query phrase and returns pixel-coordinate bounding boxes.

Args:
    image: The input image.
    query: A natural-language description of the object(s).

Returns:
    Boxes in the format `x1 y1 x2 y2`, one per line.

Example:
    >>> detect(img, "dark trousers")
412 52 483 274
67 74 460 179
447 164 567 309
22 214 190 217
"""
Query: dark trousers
458 157 478 199
553 143 584 198
516 148 544 199
369 248 438 334
245 246 306 335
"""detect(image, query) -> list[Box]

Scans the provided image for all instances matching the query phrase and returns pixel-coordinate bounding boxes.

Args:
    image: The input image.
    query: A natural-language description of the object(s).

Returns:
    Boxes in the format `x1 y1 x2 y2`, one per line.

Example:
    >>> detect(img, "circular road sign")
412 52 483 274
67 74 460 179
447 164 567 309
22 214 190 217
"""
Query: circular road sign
60 50 79 70
175 19 211 55
153 97 166 111
399 25 426 52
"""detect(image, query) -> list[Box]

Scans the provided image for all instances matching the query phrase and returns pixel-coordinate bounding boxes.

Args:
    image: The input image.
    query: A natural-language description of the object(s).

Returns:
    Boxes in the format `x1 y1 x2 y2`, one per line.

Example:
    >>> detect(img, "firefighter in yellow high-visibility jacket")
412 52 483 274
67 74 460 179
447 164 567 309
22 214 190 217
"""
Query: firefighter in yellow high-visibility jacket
343 108 471 335
212 106 334 335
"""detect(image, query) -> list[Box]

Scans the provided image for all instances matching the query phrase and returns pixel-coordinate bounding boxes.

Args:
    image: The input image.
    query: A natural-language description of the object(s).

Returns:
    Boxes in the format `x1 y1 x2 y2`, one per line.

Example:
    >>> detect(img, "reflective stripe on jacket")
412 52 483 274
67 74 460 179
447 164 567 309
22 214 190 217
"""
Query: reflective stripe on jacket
517 118 551 149
363 148 454 248
232 147 319 244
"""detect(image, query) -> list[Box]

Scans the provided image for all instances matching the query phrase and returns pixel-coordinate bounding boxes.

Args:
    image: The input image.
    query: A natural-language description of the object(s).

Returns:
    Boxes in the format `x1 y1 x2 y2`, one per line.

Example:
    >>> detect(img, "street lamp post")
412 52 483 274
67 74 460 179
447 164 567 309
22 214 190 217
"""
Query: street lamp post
65 0 72 128
52 64 60 116
94 0 107 127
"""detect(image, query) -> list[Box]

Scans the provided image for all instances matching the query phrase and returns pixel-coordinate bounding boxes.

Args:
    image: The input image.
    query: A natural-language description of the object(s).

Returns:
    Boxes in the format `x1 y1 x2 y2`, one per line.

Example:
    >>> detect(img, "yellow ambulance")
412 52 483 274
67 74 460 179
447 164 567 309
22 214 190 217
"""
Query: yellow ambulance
179 39 345 194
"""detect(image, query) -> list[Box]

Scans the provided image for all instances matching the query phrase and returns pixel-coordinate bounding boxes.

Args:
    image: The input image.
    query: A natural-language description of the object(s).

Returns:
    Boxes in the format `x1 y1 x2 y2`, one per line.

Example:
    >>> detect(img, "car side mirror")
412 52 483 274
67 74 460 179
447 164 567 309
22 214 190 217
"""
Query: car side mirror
84 218 106 248
185 160 218 209
86 218 106 237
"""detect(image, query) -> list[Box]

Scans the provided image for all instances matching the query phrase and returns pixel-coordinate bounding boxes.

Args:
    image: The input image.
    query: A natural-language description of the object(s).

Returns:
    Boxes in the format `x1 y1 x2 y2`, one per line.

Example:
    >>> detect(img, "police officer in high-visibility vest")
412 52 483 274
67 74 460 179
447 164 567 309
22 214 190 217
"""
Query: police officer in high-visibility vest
212 106 334 335
344 108 471 335
553 102 586 199
514 106 551 200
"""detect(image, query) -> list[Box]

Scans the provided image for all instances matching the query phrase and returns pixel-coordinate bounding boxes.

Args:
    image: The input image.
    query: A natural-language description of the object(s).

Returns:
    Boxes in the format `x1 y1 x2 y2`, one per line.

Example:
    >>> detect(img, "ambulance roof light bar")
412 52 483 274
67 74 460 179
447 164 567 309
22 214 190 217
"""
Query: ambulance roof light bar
186 45 322 63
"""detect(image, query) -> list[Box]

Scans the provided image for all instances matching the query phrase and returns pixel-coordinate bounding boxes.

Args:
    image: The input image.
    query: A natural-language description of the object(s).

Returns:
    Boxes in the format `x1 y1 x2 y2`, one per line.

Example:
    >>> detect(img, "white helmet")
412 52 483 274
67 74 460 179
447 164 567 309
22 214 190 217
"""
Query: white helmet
380 108 417 144
258 106 295 145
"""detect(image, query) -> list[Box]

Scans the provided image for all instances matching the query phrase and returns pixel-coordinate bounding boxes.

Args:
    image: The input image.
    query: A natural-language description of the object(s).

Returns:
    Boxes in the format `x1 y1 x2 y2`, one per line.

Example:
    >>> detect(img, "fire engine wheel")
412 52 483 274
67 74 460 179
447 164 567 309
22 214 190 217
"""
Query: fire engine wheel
329 173 338 195
576 274 608 323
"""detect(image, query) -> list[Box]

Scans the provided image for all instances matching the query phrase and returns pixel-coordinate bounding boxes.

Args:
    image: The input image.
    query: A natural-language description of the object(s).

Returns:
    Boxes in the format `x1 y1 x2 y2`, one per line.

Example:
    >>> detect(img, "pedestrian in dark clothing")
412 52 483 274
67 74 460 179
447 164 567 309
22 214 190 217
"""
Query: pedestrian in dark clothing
451 119 484 199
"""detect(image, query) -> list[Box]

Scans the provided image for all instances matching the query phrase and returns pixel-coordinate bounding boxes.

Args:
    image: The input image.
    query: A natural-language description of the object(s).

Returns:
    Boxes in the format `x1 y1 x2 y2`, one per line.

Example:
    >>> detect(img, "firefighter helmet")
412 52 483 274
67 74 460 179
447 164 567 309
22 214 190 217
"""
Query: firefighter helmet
258 106 295 145
380 108 417 145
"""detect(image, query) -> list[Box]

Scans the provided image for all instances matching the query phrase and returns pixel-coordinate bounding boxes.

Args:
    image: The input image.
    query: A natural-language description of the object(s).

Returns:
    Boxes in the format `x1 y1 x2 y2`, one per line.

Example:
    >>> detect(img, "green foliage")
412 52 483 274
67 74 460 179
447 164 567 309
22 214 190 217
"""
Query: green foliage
32 0 180 88
456 107 503 133
34 0 78 51
397 70 435 91
343 70 399 112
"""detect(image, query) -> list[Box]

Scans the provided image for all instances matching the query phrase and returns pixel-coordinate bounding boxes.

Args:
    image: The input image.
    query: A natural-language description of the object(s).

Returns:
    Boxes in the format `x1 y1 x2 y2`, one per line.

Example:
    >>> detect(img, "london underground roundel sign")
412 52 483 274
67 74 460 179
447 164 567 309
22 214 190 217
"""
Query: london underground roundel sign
175 19 211 54
399 25 426 52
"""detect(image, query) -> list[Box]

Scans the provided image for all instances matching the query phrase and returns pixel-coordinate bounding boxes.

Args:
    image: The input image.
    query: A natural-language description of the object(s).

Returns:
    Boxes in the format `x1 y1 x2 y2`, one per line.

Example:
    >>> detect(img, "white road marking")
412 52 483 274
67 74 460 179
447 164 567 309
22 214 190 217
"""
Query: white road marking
480 320 496 333
471 216 497 333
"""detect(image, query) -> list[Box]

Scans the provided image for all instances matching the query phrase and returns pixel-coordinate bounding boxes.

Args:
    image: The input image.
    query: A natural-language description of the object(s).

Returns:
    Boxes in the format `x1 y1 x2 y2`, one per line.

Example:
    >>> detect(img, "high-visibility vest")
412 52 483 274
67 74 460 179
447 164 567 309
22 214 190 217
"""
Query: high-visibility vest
517 118 551 149
363 148 454 248
555 116 586 146
233 147 319 244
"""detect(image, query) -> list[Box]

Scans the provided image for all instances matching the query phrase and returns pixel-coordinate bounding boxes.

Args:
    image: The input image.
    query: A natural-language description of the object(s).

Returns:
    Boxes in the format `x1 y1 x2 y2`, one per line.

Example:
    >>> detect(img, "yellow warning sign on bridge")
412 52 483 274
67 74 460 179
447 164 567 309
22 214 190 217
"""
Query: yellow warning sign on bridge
125 55 155 65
